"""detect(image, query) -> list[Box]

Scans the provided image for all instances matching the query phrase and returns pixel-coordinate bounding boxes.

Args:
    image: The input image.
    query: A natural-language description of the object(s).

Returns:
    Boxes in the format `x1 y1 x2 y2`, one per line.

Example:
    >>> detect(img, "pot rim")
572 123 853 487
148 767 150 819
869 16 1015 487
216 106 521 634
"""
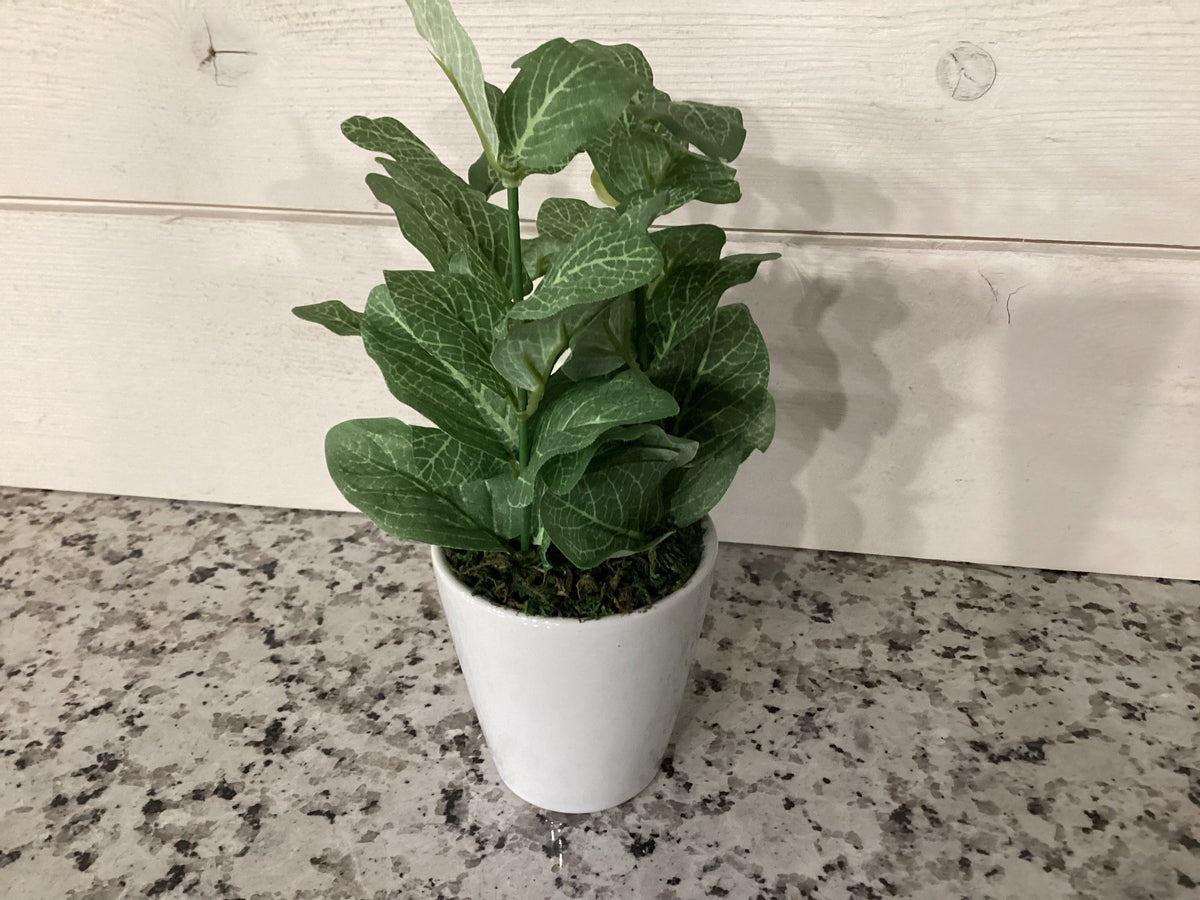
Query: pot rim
430 517 719 632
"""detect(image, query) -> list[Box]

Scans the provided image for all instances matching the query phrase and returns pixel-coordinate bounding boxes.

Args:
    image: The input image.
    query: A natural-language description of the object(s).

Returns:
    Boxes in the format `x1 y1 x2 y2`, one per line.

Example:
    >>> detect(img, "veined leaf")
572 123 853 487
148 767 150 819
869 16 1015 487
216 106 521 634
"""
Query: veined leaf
641 98 746 162
669 447 742 527
611 153 742 218
542 422 696 496
654 303 771 431
479 472 529 541
741 386 776 454
514 198 610 280
519 235 557 280
491 295 615 393
468 153 503 198
591 169 620 207
668 386 773 526
645 252 779 362
364 173 453 273
381 270 513 405
653 303 775 522
509 206 662 320
507 371 679 504
651 224 727 273
659 152 741 206
588 124 741 216
405 425 510 486
497 38 645 175
560 293 633 381
573 40 653 82
372 158 511 290
467 82 506 197
540 446 594 496
343 116 513 292
537 197 606 244
538 435 691 568
292 300 362 336
362 284 513 459
403 0 501 170
587 118 678 206
325 417 507 550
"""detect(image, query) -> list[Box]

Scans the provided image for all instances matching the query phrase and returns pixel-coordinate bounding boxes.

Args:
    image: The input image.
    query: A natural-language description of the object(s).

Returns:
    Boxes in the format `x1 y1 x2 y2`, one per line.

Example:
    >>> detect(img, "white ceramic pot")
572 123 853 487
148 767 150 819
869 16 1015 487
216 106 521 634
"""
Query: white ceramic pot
430 519 719 814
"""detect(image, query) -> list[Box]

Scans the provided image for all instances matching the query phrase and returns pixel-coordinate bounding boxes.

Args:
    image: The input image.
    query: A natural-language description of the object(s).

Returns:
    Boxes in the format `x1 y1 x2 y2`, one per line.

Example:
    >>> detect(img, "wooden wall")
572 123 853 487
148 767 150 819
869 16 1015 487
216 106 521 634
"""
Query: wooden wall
3 1 1198 579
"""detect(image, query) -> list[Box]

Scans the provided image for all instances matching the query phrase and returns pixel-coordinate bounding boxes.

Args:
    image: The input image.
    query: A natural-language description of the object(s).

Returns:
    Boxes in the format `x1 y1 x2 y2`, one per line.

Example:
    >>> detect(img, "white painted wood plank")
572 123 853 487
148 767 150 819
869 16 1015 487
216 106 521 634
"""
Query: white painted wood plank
3 208 1197 578
3 1 1199 245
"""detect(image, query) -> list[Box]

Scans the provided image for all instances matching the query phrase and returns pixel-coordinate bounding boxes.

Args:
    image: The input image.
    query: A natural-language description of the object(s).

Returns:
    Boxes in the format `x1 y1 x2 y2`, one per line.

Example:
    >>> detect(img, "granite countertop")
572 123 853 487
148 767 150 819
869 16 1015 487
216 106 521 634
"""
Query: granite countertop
1 486 1197 900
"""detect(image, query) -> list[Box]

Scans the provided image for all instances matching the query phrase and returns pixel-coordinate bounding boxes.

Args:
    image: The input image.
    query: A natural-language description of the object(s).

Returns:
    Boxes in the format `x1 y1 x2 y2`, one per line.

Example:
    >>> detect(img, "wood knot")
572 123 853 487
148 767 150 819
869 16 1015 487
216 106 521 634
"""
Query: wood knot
936 43 996 101
195 15 258 87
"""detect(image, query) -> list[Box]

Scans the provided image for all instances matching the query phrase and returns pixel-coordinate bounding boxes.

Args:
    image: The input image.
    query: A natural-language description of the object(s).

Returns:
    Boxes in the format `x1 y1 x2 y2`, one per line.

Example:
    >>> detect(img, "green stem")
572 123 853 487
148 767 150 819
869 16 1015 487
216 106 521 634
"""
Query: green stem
633 285 649 369
507 186 532 553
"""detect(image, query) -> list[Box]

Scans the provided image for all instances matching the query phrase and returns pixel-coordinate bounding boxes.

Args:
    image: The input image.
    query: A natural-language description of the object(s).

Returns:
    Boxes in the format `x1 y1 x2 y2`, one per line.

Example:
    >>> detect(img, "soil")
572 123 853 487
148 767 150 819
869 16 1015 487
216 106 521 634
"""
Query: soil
443 521 706 619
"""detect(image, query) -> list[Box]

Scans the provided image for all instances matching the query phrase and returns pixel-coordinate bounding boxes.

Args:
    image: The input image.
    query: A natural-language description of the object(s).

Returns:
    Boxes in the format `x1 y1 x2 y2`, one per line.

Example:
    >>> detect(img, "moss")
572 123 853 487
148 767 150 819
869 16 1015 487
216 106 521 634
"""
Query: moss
444 521 706 619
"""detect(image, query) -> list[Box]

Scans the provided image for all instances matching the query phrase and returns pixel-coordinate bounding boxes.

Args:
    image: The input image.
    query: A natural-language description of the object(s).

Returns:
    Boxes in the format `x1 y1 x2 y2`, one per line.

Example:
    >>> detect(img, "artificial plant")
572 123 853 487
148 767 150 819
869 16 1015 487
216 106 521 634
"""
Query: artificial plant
294 0 777 580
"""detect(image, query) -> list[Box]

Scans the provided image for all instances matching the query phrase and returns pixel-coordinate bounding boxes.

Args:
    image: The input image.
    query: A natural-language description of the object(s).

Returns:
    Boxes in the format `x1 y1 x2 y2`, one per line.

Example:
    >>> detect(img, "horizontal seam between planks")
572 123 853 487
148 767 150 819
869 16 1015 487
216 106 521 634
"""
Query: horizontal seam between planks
2 194 1199 254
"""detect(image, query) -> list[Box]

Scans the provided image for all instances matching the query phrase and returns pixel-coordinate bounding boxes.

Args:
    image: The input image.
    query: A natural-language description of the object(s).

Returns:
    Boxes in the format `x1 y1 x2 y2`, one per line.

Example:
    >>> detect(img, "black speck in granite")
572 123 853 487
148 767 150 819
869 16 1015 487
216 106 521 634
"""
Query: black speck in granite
1 486 1198 898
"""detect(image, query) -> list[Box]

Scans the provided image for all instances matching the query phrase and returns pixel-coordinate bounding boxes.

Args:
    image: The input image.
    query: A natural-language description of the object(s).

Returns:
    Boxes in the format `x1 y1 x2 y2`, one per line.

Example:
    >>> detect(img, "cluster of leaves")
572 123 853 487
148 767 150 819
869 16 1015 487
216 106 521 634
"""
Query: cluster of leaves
294 0 776 571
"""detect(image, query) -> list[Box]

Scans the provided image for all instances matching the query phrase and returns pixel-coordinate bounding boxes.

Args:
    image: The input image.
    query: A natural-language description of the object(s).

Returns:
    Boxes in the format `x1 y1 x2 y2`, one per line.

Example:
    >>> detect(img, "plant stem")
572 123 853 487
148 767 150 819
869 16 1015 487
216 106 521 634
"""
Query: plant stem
507 186 533 553
633 285 649 369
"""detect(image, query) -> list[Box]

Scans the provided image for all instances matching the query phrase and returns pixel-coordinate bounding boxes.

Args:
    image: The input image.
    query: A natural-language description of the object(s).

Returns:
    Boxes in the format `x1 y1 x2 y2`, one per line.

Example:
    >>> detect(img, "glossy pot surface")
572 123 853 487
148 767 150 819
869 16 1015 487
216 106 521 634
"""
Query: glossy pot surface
431 520 718 813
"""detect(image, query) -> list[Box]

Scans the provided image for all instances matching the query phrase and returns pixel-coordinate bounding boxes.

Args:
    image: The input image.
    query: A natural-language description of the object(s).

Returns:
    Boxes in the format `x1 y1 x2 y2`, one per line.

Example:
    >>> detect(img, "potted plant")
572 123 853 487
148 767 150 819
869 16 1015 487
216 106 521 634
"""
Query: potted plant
293 0 777 813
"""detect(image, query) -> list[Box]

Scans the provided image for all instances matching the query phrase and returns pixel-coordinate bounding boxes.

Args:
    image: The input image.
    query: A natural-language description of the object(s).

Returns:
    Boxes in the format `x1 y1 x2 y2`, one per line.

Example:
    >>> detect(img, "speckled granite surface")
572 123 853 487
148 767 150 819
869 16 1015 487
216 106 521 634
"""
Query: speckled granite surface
1 486 1198 900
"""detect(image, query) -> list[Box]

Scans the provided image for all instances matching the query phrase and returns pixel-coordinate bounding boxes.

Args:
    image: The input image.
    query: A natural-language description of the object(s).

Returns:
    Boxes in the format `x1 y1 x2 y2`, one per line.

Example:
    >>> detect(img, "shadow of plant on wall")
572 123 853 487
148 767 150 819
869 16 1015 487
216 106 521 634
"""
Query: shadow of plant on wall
999 261 1190 573
737 249 959 555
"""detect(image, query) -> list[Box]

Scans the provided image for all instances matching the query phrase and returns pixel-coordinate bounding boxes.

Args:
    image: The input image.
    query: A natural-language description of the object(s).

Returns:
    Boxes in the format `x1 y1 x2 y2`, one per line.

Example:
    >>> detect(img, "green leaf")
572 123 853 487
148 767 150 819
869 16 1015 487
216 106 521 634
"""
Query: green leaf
668 447 742 527
560 293 633 381
491 295 616 394
381 270 512 400
479 473 529 541
651 224 727 273
403 0 501 169
588 120 741 216
512 198 610 281
659 153 741 206
537 454 669 568
542 422 697 496
519 235 556 280
533 372 677 460
741 385 776 454
641 98 746 162
405 424 509 486
617 153 741 217
467 83 506 197
653 304 775 522
645 252 779 362
587 118 679 207
292 300 362 336
468 153 502 197
342 116 513 292
497 38 645 175
364 173 452 272
655 303 771 431
325 417 507 550
362 283 513 459
507 371 678 504
667 385 773 526
537 197 606 244
509 207 662 320
539 446 594 496
573 40 653 82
